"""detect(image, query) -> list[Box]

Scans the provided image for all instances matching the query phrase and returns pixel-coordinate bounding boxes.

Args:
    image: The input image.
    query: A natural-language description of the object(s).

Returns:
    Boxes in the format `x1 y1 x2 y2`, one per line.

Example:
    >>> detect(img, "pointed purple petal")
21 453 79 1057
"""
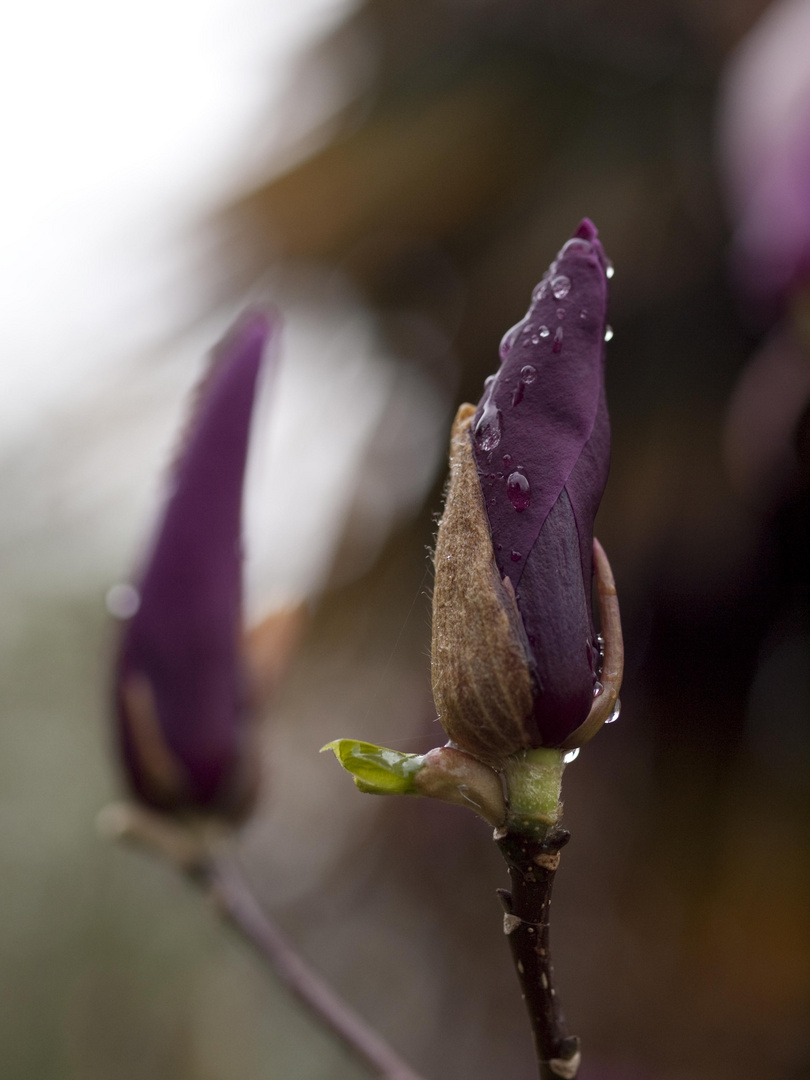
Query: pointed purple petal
471 220 611 744
116 310 275 814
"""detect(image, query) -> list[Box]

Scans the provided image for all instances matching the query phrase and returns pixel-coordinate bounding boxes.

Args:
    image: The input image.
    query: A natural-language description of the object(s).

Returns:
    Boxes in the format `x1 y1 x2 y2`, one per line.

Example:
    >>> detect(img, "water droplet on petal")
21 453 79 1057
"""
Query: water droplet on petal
563 748 580 764
605 699 621 724
530 335 539 345
500 320 526 358
604 325 614 342
551 275 571 300
538 325 550 338
593 680 603 697
106 583 141 620
484 374 496 388
579 309 588 320
507 471 531 511
606 260 615 279
474 400 502 452
560 238 592 257
520 365 536 383
557 308 565 320
511 550 522 562
533 278 550 301
502 454 512 467
552 326 564 354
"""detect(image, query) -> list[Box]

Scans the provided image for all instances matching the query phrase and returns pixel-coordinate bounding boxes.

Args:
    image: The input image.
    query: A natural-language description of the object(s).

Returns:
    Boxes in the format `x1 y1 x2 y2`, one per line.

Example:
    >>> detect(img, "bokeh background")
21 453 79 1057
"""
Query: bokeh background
1 1 809 1078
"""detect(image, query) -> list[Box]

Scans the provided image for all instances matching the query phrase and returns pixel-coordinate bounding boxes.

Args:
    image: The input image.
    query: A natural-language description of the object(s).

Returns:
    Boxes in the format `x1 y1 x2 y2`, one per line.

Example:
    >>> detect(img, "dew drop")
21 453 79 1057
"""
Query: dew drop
106 583 140 620
606 260 615 279
502 454 512 467
474 400 502 452
551 275 571 300
507 471 531 511
552 326 564 354
605 698 621 724
530 335 539 345
538 325 550 338
563 748 580 765
500 320 526 358
510 550 522 562
596 634 605 671
604 325 614 342
520 364 537 383
579 309 588 320
560 238 592 257
593 680 603 697
533 278 550 301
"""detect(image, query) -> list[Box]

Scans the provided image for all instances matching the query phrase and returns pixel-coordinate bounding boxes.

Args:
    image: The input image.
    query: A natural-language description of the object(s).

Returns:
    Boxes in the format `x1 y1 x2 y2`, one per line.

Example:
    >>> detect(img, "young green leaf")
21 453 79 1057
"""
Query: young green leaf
321 740 424 795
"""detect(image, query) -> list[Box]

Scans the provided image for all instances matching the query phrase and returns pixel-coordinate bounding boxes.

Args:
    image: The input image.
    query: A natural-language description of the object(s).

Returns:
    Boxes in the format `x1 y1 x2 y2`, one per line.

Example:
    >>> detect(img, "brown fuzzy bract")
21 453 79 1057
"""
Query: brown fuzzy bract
431 404 534 766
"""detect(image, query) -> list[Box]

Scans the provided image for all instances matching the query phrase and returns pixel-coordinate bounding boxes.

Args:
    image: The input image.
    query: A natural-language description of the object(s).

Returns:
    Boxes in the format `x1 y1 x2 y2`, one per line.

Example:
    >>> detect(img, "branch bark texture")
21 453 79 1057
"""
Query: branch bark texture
496 828 580 1080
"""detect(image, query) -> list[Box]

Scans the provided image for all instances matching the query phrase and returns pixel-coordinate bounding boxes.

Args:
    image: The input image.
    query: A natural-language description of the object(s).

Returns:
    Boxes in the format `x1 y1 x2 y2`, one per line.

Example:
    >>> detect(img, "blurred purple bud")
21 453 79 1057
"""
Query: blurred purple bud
114 310 275 821
432 221 620 763
719 0 810 315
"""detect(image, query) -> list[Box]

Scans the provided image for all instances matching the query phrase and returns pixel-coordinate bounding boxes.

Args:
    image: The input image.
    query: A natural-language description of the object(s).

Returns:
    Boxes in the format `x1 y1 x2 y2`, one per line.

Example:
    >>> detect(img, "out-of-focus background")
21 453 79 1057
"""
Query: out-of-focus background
1 0 809 1078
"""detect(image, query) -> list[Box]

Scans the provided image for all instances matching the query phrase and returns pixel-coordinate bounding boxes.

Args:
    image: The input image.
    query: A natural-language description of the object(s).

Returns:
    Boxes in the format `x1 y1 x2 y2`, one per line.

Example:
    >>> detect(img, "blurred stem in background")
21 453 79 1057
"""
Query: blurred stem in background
99 802 428 1080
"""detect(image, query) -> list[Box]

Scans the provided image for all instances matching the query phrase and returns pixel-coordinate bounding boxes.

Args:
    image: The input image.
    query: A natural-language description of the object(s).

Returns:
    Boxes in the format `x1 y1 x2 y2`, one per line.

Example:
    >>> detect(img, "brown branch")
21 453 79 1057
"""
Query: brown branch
99 804 428 1080
199 858 428 1080
496 828 580 1080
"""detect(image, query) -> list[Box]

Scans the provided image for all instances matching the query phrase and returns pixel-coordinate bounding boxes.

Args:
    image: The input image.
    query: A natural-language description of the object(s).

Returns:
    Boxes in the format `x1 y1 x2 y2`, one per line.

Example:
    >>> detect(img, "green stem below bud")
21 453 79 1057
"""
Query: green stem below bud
502 749 565 839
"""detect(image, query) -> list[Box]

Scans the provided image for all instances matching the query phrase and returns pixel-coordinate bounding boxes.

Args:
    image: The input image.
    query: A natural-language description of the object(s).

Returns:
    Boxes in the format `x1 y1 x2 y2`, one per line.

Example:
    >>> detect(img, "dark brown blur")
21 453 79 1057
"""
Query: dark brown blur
3 1 809 1078
220 3 809 1076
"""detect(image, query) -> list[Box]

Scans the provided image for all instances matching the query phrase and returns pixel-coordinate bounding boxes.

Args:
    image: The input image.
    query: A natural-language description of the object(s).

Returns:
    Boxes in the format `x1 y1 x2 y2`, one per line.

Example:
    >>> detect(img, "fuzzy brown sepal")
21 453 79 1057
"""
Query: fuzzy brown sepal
431 404 535 767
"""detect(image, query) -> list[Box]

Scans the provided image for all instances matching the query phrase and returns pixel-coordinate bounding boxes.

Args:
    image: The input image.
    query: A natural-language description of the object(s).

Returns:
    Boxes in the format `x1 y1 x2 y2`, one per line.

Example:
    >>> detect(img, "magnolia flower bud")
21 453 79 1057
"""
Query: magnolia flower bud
432 220 621 765
719 0 810 315
114 311 274 821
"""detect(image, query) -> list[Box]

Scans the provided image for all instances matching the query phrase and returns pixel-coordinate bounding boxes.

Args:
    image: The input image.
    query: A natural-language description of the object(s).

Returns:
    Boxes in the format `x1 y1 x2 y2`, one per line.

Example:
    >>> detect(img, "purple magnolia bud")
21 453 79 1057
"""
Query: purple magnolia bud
719 0 810 314
114 310 274 820
432 220 618 763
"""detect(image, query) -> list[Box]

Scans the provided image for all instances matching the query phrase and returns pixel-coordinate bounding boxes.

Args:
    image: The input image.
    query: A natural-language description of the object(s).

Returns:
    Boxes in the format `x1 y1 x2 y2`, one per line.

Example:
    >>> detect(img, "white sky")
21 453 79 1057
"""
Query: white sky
0 0 352 445
0 0 449 610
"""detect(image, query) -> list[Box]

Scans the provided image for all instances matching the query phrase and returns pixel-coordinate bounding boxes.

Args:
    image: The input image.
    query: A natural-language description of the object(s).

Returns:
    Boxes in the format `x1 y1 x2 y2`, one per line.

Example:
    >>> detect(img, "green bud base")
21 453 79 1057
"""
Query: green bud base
502 748 565 838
